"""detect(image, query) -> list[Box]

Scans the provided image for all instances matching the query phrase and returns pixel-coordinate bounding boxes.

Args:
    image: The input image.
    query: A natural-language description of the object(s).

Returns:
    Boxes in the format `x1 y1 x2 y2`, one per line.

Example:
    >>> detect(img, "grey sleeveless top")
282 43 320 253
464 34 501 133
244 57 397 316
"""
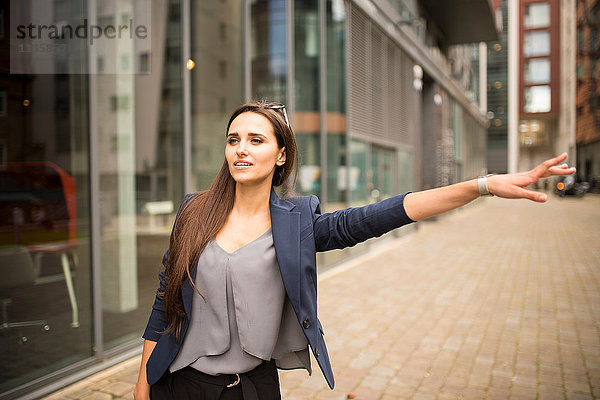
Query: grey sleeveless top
169 228 311 375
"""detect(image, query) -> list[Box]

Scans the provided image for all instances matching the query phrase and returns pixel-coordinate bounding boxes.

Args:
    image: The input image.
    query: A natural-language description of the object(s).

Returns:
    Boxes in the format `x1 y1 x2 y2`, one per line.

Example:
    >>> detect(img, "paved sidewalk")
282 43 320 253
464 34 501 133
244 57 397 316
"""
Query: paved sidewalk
42 195 600 400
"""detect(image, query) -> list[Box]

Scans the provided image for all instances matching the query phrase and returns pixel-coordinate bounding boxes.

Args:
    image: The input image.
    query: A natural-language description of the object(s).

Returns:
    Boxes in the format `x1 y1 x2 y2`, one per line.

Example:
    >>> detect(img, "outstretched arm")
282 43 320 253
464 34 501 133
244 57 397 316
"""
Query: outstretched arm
403 153 576 222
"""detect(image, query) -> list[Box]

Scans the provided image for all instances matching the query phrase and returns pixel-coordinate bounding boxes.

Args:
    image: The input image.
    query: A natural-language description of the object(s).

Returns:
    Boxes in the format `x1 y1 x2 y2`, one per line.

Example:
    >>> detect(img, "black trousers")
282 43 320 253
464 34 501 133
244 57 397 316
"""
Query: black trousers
150 360 281 400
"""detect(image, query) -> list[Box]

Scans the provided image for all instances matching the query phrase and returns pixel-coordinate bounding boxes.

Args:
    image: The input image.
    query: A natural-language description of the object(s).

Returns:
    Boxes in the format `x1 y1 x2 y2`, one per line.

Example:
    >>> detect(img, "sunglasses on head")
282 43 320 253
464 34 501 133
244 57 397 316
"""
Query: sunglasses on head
265 103 290 128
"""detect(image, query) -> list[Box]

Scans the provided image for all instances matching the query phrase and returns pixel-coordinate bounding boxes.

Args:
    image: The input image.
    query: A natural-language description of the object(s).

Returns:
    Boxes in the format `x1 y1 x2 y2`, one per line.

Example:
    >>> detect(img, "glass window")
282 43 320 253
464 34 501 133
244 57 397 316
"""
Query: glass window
523 31 550 56
349 140 368 205
1 1 92 394
524 85 551 113
370 146 395 201
525 58 551 84
191 0 244 191
325 0 347 209
294 0 321 197
524 3 550 28
251 0 287 102
397 150 414 194
99 0 184 350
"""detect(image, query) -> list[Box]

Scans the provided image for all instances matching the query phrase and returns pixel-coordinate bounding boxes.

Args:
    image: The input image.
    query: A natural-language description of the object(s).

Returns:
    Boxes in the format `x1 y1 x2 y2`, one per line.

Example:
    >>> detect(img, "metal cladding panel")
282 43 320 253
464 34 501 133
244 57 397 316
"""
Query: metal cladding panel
402 54 417 146
371 27 387 138
388 43 403 142
347 3 416 148
348 5 371 137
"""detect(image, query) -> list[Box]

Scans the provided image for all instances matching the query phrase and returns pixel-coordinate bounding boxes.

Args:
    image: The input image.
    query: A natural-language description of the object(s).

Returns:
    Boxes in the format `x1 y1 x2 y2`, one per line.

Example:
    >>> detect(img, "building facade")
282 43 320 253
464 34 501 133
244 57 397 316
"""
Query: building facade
505 0 576 175
576 0 600 191
0 1 494 398
487 0 510 173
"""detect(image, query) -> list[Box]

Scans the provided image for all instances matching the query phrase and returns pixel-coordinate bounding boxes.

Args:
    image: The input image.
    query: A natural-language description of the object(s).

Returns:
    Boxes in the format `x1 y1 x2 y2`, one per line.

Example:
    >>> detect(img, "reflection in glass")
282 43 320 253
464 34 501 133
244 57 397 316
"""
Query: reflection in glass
523 31 550 56
191 0 244 190
370 147 395 201
524 3 550 28
398 151 414 193
525 58 550 84
99 0 184 350
325 0 347 208
349 140 368 205
294 0 320 196
525 85 551 113
251 0 287 102
0 1 91 393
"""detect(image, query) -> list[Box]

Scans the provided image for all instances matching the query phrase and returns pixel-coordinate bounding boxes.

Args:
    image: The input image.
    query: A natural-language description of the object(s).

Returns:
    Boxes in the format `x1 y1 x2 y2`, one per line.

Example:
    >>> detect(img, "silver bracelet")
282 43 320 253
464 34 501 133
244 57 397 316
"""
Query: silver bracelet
477 174 494 196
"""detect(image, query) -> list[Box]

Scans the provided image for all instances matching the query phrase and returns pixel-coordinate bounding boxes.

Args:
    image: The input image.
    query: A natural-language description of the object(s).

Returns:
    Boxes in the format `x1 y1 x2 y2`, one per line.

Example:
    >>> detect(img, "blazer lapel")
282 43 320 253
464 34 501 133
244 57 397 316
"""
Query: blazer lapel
269 188 301 307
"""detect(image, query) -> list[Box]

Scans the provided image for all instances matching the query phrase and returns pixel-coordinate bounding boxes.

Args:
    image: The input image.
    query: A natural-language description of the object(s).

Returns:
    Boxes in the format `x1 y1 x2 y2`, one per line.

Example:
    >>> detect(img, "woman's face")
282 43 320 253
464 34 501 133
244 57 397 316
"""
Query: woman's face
226 112 286 186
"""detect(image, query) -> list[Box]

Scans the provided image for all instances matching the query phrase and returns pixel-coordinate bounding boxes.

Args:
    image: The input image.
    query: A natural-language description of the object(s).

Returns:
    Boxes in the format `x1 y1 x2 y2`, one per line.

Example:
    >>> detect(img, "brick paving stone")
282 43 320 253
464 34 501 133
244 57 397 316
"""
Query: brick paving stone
80 393 112 400
98 381 133 397
40 196 600 400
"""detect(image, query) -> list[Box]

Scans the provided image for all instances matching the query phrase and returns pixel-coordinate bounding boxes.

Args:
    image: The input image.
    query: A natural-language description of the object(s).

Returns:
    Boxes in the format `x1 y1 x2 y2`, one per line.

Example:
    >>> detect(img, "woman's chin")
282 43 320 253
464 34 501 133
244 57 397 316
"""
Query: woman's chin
232 174 271 187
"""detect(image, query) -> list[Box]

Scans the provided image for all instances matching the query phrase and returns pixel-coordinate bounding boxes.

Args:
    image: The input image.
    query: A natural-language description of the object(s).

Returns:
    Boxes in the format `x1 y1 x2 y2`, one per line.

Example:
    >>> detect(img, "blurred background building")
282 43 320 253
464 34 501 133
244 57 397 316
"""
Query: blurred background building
576 0 600 191
0 0 496 398
485 0 578 179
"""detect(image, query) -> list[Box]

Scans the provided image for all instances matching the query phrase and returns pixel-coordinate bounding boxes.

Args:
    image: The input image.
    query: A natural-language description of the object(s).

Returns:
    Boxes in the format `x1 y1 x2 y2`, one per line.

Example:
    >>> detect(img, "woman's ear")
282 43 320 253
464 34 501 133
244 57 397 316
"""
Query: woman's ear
277 147 286 166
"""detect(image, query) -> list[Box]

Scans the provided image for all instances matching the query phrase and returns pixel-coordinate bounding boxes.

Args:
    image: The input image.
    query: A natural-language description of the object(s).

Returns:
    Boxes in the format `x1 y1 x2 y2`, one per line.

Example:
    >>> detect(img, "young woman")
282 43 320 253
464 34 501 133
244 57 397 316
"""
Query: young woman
134 101 575 400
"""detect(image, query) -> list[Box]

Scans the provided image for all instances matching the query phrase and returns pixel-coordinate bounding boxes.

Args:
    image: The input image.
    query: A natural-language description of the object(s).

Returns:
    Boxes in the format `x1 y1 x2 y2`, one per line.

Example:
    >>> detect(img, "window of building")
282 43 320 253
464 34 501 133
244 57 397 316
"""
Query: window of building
525 58 550 84
219 60 226 78
0 90 6 116
524 85 551 113
523 31 550 56
576 60 583 80
139 52 150 73
0 9 4 40
524 2 550 28
219 22 226 41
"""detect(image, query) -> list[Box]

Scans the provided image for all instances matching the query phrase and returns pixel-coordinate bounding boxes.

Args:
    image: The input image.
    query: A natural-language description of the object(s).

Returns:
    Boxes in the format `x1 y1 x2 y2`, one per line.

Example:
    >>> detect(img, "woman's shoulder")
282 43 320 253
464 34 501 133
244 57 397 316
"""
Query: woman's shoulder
284 193 321 212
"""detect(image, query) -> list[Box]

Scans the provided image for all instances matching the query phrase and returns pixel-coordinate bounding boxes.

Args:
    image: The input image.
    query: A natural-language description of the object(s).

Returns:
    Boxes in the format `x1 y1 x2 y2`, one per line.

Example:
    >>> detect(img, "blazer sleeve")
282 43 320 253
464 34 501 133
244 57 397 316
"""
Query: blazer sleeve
142 192 198 342
311 192 415 252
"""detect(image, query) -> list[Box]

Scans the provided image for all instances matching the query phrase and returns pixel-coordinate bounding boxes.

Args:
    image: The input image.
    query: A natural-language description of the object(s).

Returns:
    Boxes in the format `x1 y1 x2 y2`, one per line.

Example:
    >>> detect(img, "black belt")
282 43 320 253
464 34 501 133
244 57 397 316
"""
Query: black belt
177 360 276 400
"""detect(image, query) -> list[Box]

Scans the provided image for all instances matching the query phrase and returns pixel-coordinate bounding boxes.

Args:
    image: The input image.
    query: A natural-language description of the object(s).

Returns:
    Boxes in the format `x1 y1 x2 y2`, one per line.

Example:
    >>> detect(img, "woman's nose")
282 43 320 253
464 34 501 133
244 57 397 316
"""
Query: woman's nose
237 143 248 156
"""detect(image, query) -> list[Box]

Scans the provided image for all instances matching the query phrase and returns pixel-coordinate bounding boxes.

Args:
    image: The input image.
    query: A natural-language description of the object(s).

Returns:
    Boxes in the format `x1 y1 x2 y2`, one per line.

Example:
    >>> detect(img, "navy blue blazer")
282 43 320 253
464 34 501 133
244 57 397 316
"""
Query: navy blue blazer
143 187 415 389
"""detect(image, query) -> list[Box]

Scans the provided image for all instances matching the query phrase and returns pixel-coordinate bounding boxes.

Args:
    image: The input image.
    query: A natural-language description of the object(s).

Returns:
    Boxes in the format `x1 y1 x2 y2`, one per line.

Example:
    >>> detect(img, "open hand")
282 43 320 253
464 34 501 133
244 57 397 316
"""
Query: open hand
487 153 576 202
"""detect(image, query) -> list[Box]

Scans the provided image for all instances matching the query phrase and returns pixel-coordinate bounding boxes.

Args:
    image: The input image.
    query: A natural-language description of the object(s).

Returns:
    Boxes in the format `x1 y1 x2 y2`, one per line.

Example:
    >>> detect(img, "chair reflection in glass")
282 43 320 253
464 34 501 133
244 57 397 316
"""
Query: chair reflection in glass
0 245 51 343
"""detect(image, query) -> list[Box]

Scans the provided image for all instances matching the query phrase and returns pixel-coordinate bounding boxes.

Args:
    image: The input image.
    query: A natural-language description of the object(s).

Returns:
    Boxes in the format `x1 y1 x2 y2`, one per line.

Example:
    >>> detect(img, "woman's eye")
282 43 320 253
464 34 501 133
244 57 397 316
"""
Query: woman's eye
251 138 263 144
227 138 238 145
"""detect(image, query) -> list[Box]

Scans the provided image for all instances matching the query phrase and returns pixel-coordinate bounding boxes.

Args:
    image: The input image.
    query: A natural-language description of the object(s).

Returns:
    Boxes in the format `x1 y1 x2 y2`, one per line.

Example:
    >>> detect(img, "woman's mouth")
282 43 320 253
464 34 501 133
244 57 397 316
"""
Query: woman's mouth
233 161 253 169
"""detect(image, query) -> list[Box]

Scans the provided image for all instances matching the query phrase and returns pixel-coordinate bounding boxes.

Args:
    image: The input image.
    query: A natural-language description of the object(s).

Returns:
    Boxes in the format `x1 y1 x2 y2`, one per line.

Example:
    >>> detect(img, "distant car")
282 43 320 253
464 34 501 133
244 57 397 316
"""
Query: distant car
554 175 590 197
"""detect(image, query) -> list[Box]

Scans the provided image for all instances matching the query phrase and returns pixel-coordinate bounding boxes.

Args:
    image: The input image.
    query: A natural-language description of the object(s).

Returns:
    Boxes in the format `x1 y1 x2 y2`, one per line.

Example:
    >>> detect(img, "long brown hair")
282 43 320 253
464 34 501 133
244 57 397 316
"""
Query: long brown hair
160 101 298 340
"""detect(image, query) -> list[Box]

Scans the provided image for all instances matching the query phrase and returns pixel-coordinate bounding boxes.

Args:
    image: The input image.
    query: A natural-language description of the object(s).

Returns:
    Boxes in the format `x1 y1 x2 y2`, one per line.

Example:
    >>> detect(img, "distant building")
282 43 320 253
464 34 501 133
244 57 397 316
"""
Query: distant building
576 0 600 191
507 0 576 176
487 0 509 173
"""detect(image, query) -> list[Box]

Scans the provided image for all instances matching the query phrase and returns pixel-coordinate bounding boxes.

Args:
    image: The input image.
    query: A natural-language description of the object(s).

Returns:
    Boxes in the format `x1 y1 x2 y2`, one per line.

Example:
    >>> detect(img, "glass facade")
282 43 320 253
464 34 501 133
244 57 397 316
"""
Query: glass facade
1 1 92 394
294 0 321 196
325 0 346 209
251 0 287 102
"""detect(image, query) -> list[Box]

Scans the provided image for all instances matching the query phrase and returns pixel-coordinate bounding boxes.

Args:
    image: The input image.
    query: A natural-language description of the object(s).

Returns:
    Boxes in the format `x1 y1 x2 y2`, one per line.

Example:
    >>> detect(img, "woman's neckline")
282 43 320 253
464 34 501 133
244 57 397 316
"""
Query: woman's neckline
213 227 272 255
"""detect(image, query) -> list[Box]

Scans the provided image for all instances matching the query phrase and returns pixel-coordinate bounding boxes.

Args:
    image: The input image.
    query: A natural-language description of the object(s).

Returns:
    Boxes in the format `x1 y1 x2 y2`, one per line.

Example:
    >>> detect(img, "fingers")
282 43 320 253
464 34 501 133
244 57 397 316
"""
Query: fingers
531 153 570 178
515 187 548 202
548 165 577 176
